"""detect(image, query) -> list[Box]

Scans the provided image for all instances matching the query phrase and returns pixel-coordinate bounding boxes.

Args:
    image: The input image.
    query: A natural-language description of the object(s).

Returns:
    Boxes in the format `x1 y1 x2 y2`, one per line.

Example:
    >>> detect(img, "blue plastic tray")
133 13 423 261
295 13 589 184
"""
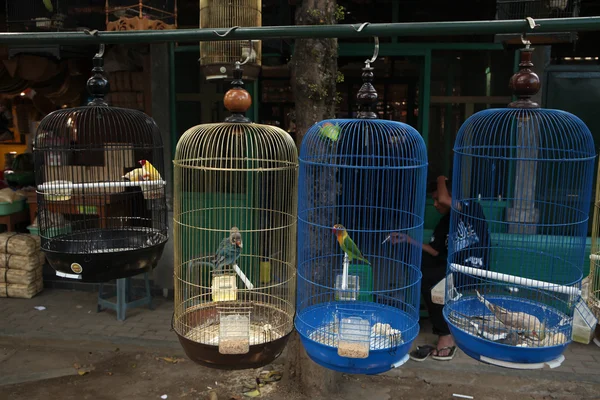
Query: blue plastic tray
444 295 571 364
295 301 418 374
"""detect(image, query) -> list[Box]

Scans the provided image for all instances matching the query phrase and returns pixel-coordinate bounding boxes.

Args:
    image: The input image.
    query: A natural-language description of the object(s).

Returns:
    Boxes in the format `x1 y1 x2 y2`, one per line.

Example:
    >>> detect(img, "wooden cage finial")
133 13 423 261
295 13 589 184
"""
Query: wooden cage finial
356 63 379 119
224 63 252 123
508 48 541 109
87 45 109 106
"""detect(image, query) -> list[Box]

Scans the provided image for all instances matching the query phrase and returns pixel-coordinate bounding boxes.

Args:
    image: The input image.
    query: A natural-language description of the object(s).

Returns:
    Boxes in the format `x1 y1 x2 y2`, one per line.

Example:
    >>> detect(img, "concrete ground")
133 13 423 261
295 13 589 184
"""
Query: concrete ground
1 289 600 399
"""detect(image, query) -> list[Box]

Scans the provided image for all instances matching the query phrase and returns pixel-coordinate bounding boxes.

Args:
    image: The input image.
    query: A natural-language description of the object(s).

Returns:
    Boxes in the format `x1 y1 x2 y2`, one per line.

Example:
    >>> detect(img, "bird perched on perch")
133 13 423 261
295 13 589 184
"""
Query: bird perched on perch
213 227 243 271
122 167 147 182
476 290 545 340
139 159 162 181
332 224 370 265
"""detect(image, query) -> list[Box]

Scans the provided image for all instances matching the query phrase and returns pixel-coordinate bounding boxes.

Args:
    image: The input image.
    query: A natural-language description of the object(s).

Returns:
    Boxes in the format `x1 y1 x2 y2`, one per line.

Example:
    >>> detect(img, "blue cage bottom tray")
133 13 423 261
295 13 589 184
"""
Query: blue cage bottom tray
444 295 571 365
295 301 418 375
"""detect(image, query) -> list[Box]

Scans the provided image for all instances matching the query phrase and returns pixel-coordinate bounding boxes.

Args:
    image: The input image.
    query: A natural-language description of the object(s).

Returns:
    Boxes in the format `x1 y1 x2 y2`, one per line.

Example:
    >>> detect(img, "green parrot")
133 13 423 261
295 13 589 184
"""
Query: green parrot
318 122 341 142
43 0 54 13
332 224 370 265
212 226 243 271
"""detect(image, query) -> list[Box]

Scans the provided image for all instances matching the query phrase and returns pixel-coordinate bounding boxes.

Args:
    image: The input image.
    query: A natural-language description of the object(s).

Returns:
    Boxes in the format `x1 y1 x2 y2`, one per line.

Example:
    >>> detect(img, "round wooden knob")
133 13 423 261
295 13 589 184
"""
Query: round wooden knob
223 88 252 113
508 49 540 109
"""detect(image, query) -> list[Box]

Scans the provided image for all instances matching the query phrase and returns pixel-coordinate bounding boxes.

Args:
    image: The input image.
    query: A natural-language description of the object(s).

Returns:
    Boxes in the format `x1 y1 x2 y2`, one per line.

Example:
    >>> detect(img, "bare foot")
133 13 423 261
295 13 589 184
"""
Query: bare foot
434 334 455 357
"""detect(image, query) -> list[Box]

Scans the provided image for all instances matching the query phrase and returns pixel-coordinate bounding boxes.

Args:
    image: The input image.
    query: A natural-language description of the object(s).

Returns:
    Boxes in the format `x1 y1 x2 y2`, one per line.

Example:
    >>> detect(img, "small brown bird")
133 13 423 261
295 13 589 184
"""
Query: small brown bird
476 290 545 340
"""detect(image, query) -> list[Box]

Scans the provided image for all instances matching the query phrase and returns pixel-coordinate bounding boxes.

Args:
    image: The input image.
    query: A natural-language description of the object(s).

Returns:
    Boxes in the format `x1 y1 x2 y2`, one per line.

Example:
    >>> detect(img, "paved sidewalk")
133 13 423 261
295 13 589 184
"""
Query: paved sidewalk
2 288 600 384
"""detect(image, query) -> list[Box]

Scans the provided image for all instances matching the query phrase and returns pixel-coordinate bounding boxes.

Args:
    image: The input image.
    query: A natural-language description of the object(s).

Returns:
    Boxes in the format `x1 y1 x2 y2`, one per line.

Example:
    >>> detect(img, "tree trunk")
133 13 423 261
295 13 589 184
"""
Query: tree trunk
285 0 341 396
291 0 338 149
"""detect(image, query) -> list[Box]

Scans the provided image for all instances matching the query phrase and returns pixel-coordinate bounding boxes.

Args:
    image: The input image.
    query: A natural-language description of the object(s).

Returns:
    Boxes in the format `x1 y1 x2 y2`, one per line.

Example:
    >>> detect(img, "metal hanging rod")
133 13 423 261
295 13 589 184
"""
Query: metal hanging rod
1 17 599 45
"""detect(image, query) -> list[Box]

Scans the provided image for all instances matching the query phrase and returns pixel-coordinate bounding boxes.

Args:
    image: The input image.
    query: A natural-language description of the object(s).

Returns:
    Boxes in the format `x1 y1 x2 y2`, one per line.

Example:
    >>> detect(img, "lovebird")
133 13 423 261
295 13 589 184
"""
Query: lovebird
213 227 243 271
139 159 162 181
122 167 147 181
332 224 370 265
476 290 545 340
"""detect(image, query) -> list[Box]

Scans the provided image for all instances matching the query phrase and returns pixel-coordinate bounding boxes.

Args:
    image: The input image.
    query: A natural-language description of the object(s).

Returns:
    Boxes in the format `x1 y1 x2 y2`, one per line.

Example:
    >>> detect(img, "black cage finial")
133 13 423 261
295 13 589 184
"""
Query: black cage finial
87 44 109 106
356 36 379 119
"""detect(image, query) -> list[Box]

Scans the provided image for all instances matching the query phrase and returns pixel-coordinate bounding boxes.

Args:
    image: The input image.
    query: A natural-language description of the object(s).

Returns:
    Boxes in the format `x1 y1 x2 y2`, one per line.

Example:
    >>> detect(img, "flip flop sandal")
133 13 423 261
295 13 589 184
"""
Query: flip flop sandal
409 345 435 362
431 346 457 361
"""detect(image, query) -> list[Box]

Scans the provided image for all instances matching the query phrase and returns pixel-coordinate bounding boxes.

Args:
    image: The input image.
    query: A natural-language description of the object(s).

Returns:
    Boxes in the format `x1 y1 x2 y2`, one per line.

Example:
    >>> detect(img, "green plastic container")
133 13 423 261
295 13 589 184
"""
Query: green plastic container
0 199 25 216
334 263 373 302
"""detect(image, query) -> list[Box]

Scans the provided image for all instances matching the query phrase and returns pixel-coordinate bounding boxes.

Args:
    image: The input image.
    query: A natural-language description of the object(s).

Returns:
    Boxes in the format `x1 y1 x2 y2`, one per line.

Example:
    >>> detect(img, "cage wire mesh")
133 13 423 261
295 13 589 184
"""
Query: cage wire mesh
295 59 427 375
172 61 298 369
199 0 262 80
33 46 168 283
5 0 70 32
587 161 600 319
496 0 580 19
443 47 596 366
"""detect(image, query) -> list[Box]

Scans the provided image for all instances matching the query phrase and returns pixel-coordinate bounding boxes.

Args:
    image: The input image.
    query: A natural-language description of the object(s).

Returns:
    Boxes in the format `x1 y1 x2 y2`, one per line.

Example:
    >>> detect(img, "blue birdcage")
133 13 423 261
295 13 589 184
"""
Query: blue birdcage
443 44 596 368
295 46 428 375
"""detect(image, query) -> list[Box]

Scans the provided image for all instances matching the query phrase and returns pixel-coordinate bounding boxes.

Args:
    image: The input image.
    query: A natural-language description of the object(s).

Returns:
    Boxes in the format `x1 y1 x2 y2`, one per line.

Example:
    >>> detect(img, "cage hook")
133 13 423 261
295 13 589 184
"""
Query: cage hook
352 22 370 32
214 26 240 38
84 29 104 58
521 17 539 50
239 40 255 66
365 36 379 68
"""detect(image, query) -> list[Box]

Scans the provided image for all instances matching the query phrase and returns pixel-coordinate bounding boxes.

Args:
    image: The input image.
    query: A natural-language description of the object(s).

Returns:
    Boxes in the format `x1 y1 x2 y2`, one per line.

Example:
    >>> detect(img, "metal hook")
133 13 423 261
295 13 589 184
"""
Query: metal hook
365 36 379 68
239 40 255 66
352 22 370 32
84 29 104 58
214 26 239 38
521 17 539 49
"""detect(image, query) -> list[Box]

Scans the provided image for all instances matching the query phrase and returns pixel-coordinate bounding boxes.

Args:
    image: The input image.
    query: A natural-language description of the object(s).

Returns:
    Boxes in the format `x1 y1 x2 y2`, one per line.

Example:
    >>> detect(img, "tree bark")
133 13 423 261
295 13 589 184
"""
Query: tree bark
290 0 338 149
285 0 341 396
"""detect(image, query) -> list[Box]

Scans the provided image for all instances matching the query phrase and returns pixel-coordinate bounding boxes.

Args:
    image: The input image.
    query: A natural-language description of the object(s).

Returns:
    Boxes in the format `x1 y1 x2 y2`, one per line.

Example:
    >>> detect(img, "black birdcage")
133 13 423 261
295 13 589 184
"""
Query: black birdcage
496 0 581 20
5 0 74 32
33 46 168 283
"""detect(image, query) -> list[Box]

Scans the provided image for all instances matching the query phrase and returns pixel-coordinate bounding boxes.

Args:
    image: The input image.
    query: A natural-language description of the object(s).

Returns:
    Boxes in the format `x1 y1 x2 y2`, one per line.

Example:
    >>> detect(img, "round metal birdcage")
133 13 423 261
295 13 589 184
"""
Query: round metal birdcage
295 50 428 375
444 45 596 367
33 46 168 283
587 161 600 319
172 61 298 369
199 0 262 81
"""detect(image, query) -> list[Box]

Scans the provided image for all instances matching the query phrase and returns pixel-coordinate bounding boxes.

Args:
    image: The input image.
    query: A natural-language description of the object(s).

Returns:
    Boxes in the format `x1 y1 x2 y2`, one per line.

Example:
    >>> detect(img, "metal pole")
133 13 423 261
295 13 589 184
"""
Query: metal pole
421 49 432 149
1 17 599 45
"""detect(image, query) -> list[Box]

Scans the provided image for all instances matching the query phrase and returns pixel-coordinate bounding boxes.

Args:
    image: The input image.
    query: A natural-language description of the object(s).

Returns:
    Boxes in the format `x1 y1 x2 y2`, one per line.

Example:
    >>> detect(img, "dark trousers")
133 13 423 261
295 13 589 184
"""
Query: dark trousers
420 262 450 336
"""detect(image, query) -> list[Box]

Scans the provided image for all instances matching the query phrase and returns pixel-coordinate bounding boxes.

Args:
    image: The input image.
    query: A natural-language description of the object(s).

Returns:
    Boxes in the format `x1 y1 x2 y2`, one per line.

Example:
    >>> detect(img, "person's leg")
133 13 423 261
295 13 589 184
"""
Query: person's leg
421 266 455 358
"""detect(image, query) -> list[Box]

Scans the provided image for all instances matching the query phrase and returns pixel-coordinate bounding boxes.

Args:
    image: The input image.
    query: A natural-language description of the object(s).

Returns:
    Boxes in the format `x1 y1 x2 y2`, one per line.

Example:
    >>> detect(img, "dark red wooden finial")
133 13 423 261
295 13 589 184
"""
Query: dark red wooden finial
508 48 541 109
224 63 252 123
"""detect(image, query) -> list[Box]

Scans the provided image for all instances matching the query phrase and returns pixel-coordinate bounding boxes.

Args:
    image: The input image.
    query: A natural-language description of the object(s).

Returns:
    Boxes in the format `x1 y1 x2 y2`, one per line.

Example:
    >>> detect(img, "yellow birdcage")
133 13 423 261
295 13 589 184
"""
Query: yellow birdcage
172 58 297 369
588 160 600 320
199 0 262 80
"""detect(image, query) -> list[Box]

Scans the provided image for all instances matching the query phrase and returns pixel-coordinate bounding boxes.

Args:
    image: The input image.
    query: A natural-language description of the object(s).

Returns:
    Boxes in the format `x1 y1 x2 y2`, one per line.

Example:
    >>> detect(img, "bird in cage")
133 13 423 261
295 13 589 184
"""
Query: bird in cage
122 167 147 182
213 227 243 272
43 0 54 12
476 290 546 340
332 224 370 265
447 310 510 342
139 159 162 181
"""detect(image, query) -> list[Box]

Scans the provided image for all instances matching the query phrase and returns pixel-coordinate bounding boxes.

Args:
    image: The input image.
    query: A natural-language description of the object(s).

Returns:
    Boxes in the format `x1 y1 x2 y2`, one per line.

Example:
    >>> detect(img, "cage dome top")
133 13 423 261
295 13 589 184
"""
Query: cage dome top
300 59 427 169
175 62 296 165
454 47 595 162
34 45 162 149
